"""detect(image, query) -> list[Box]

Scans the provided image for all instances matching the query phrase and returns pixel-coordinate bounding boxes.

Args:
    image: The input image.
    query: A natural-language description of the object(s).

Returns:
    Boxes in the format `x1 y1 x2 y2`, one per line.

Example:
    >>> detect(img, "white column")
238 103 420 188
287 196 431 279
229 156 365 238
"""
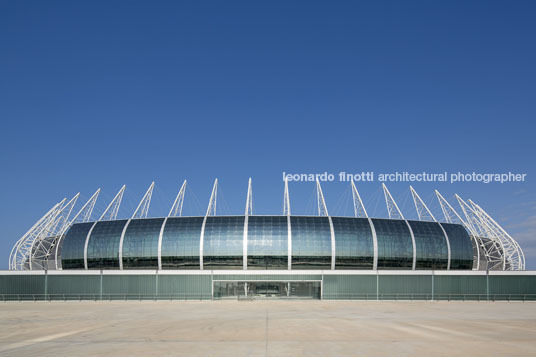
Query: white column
368 218 378 270
157 217 169 270
118 219 132 270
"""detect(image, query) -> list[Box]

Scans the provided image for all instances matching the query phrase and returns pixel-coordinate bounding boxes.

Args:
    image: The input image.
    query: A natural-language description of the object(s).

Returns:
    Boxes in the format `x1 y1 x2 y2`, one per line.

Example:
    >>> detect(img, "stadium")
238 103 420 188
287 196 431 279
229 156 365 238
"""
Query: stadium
1 179 534 300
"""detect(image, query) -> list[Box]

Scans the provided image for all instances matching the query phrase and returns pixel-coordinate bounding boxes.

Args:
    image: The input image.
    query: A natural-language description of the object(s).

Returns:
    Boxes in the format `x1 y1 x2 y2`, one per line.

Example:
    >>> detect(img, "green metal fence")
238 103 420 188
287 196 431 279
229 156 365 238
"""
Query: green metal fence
1 272 535 301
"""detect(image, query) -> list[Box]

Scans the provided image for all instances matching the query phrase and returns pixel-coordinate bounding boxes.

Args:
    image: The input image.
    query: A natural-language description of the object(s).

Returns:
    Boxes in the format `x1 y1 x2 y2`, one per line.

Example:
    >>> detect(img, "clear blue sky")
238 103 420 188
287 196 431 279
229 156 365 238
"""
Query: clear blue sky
1 0 535 269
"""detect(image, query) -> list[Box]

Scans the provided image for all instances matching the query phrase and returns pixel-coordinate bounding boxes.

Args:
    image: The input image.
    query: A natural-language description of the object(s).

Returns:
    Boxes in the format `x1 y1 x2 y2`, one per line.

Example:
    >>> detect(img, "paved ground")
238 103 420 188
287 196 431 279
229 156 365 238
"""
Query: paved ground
0 301 535 356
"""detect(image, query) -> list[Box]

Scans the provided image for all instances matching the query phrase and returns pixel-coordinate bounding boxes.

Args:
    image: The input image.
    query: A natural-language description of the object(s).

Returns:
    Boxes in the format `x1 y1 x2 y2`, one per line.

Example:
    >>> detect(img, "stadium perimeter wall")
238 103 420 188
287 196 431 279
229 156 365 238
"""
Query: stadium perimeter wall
0 270 535 301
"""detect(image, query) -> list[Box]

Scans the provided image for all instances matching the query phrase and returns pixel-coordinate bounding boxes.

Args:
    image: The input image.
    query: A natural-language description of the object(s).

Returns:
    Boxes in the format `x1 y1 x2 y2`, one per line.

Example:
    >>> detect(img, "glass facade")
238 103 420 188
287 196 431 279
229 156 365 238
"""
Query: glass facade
161 217 203 269
332 217 374 269
86 220 128 269
203 216 244 269
247 216 288 269
61 222 94 269
440 223 473 269
372 218 413 269
291 216 331 269
408 220 448 269
122 218 164 269
61 216 475 271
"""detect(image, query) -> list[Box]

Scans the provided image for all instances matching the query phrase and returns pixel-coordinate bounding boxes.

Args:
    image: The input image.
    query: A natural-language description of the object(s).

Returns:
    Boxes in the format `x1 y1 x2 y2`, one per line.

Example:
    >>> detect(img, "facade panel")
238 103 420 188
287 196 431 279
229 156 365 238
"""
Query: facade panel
408 221 448 269
61 222 94 269
331 217 374 269
290 216 332 269
203 216 244 269
161 217 203 269
86 220 128 269
372 219 413 269
122 218 163 269
440 223 473 270
247 216 288 269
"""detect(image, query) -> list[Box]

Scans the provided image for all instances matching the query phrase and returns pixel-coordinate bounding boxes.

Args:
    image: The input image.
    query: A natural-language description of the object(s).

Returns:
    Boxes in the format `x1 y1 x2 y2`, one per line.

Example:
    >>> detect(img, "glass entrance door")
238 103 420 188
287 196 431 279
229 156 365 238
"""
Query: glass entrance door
213 281 321 299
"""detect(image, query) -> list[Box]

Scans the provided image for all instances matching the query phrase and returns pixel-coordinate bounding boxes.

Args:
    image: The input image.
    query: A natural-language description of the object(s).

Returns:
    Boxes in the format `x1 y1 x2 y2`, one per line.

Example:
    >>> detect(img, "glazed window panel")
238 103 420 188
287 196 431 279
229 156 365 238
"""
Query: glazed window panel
86 220 128 269
371 218 413 269
61 222 94 269
161 217 203 269
291 216 331 269
247 216 288 269
408 220 448 269
440 223 473 270
332 217 374 269
203 216 244 269
122 218 164 269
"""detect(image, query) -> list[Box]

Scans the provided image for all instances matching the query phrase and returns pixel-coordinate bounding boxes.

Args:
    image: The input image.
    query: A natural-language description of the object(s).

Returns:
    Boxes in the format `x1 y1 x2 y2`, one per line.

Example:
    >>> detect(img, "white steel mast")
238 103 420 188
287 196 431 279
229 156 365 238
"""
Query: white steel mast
168 180 187 217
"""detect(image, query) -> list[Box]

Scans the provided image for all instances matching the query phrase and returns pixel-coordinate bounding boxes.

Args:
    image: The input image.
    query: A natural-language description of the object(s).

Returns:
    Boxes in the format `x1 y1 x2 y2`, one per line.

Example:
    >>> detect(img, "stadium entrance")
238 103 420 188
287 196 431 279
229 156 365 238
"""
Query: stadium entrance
213 281 321 300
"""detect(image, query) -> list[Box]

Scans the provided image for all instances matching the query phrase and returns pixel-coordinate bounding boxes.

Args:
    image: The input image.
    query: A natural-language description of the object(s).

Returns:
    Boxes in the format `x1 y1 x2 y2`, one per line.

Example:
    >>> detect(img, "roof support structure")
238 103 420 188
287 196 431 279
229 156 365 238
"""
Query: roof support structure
9 200 65 270
382 184 404 219
316 179 329 217
54 189 100 269
283 178 291 216
456 194 504 270
99 185 126 221
410 186 436 222
245 178 253 216
30 194 80 270
435 190 469 228
168 180 187 217
243 178 252 270
206 179 218 216
468 200 525 271
283 178 292 270
351 180 368 218
132 182 154 219
436 190 478 270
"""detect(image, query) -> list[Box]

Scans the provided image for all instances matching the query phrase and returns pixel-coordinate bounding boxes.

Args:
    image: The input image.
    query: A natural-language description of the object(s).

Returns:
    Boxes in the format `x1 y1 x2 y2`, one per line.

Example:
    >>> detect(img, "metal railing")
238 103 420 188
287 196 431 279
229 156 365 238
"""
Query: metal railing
1 293 535 302
322 293 536 301
0 293 212 302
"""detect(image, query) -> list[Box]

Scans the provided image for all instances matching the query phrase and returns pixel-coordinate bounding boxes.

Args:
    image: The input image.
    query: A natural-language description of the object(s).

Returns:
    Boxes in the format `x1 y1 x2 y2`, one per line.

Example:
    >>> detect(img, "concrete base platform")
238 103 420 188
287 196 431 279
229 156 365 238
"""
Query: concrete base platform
1 301 535 356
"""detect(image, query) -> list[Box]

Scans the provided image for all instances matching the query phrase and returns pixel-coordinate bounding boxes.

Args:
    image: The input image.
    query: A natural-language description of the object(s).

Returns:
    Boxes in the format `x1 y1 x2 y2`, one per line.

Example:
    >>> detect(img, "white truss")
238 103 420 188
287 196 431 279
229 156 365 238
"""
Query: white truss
382 184 404 219
436 190 481 270
456 195 505 271
410 186 436 222
72 189 100 224
316 179 329 216
206 179 218 216
283 178 291 216
245 178 253 215
168 180 187 217
435 190 469 228
54 189 101 269
468 200 525 271
29 194 80 270
351 180 368 218
9 200 65 270
99 185 126 221
132 182 154 219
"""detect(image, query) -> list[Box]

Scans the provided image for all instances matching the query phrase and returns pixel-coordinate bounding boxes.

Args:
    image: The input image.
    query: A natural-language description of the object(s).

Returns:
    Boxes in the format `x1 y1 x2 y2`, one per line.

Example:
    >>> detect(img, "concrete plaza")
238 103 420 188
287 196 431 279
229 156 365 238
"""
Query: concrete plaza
0 301 535 356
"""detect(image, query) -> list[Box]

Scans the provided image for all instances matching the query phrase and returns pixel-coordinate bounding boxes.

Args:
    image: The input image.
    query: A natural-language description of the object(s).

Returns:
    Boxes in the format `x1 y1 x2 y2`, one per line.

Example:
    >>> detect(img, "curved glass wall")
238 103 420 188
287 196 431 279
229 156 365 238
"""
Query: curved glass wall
440 223 473 269
332 217 374 269
247 216 288 269
122 218 164 269
408 220 448 269
203 216 244 269
291 216 331 269
86 220 128 269
161 217 203 269
372 218 413 269
61 222 94 269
